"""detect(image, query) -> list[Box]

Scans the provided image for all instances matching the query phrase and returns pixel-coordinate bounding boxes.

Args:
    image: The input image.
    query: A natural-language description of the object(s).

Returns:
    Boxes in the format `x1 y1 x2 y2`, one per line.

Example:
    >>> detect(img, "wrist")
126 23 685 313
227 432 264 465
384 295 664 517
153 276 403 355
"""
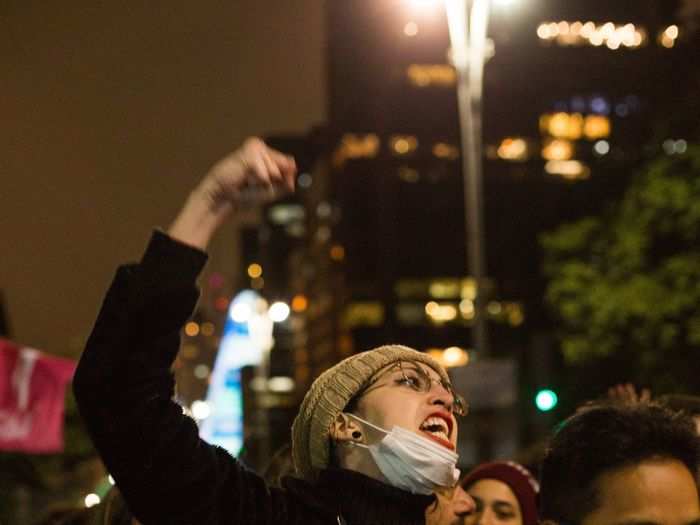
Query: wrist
167 186 232 251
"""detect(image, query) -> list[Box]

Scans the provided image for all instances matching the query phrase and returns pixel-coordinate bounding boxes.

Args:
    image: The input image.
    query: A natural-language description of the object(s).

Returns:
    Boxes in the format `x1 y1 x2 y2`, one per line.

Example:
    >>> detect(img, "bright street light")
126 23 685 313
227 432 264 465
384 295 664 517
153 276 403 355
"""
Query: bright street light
408 0 442 10
84 493 101 508
445 0 493 357
268 301 291 323
191 400 212 420
492 0 518 8
400 0 521 357
230 303 251 323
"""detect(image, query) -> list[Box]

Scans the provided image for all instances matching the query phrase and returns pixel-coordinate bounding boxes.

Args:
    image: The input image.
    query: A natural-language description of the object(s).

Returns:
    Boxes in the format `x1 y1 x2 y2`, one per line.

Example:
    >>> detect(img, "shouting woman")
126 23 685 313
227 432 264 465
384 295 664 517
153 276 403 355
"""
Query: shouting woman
74 138 475 524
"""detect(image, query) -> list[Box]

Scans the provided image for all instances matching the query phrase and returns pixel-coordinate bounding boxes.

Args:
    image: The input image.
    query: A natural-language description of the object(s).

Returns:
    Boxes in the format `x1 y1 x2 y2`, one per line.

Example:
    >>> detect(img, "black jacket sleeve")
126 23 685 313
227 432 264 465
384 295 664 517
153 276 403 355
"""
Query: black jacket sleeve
73 231 299 525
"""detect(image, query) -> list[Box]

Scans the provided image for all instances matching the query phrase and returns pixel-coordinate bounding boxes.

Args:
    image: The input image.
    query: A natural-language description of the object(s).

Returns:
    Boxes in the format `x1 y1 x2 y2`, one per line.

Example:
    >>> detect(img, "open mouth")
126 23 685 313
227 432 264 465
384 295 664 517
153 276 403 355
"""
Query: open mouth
419 413 454 450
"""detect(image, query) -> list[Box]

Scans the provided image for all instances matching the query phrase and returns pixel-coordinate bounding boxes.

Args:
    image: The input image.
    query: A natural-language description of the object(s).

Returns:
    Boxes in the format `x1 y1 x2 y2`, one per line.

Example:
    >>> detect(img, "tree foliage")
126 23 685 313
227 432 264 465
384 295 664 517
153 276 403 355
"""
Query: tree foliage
541 145 700 392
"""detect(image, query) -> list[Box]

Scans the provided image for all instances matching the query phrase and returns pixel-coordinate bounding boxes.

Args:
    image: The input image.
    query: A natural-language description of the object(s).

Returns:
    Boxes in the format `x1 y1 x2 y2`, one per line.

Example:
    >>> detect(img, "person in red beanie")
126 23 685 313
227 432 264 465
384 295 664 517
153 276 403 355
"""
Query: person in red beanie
461 461 539 525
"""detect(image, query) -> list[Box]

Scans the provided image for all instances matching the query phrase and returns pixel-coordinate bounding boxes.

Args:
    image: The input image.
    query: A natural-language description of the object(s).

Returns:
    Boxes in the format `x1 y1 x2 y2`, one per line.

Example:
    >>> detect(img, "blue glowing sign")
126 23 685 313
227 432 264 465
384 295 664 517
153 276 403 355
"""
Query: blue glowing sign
199 290 272 456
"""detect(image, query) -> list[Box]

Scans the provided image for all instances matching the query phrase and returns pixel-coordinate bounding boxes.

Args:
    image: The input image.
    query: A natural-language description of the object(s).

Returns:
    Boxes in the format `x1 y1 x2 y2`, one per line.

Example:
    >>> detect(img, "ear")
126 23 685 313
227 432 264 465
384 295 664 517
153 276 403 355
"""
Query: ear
329 413 364 444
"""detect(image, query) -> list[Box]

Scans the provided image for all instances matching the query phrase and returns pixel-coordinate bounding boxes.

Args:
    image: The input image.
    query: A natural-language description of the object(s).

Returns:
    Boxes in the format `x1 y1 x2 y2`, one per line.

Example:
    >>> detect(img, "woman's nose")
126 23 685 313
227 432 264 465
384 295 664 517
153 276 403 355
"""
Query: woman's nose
428 384 455 412
477 509 497 525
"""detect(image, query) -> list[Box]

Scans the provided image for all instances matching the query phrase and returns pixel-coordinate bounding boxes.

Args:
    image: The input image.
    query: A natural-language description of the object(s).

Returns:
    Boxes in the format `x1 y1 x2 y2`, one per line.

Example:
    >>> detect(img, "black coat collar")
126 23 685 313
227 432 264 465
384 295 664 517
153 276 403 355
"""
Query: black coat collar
283 468 435 525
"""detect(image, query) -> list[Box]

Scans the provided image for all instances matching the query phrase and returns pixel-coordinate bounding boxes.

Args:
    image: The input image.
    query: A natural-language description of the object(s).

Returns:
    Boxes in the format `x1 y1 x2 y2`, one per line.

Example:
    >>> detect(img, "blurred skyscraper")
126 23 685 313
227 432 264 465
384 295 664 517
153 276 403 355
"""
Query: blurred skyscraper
177 0 695 466
323 0 692 457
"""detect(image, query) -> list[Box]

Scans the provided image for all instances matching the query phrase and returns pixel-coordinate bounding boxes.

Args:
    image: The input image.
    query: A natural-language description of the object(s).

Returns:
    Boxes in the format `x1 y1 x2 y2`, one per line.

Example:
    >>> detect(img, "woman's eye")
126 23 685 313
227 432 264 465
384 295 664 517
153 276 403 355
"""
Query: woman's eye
397 375 421 388
495 511 516 520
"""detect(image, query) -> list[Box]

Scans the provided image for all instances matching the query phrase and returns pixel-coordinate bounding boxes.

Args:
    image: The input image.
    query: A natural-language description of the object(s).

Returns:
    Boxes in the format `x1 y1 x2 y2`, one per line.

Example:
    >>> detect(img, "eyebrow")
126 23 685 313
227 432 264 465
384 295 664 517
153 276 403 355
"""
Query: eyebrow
612 522 658 525
401 362 444 380
614 518 700 525
493 501 516 511
470 496 515 510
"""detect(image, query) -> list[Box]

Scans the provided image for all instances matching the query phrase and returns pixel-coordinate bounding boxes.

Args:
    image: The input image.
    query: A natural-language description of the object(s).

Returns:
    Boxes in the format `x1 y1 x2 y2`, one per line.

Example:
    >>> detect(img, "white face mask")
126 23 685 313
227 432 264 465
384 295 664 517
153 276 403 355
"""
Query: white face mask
346 413 461 495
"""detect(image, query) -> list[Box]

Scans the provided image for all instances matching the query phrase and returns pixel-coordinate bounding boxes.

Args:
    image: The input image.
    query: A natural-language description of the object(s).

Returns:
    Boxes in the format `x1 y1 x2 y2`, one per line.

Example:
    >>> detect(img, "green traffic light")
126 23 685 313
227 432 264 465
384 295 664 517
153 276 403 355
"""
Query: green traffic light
535 389 558 412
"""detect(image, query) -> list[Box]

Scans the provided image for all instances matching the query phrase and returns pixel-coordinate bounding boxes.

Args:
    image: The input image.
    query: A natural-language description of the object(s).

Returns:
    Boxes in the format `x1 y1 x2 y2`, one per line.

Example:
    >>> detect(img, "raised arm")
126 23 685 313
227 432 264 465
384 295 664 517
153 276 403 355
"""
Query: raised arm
73 139 297 524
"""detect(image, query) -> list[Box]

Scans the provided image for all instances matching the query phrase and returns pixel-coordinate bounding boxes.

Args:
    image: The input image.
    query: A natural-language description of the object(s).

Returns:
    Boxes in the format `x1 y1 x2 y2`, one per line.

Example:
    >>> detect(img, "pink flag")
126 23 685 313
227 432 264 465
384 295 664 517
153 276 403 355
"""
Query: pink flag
0 338 76 453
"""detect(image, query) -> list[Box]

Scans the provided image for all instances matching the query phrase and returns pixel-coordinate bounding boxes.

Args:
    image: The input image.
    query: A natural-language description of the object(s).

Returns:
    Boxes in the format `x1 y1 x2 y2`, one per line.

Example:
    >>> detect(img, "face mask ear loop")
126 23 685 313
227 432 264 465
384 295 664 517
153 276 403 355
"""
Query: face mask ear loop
340 414 385 450
345 413 389 435
346 441 370 450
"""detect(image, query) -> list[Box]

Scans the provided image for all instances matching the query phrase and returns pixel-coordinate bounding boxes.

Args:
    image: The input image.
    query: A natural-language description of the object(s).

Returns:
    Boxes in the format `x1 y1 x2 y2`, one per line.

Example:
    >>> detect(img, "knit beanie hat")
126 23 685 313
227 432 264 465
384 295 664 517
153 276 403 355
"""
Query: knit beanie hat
461 461 539 525
291 344 450 482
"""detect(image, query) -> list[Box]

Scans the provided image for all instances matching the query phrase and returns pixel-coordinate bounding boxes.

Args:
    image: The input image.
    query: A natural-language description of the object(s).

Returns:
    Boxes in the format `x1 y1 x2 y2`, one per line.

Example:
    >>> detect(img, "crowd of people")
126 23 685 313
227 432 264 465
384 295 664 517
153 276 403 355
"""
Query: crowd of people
36 139 700 524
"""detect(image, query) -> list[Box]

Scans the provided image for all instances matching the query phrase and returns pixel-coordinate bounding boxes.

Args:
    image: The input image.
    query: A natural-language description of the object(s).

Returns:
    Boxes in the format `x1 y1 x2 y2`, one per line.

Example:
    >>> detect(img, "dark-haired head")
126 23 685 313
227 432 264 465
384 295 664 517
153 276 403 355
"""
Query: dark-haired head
539 402 700 524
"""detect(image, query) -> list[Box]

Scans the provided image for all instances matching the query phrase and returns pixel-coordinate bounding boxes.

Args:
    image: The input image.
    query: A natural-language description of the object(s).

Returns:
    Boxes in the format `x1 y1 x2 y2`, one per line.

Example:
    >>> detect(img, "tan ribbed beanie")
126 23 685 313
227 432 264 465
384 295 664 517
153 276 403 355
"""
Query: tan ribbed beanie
291 344 449 482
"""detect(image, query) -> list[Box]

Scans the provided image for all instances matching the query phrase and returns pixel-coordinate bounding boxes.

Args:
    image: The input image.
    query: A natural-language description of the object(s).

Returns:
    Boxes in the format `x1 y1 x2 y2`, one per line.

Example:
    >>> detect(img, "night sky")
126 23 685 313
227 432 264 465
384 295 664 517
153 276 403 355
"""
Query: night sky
1 2 325 356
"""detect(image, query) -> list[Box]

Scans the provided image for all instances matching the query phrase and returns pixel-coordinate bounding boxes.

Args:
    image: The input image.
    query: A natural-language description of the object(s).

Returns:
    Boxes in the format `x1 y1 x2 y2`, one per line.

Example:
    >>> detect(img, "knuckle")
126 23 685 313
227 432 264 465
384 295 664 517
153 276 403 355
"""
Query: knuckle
243 137 265 153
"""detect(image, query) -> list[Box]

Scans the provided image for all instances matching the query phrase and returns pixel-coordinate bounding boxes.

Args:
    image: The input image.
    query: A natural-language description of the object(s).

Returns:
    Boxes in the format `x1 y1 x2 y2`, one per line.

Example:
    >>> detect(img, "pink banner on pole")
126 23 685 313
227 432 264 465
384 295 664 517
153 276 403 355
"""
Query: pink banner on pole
0 338 76 453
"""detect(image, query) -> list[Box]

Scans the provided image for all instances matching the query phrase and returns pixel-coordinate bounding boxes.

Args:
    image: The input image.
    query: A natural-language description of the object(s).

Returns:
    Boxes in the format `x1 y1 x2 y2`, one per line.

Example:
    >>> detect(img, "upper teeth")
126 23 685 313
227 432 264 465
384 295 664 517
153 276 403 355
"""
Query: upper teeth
420 417 449 440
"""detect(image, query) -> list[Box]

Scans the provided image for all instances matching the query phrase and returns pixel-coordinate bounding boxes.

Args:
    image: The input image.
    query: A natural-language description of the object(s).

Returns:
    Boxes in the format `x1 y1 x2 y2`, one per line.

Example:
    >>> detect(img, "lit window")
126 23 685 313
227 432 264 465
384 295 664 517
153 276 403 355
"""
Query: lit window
540 112 584 140
333 134 380 167
542 139 575 161
459 299 475 320
584 115 611 140
390 135 419 156
427 347 470 368
537 24 551 39
505 303 525 326
268 204 305 226
659 25 679 48
298 173 312 188
291 294 308 312
593 140 610 156
342 302 385 328
394 277 481 300
247 263 263 279
268 376 295 393
497 137 529 161
433 142 460 160
316 202 332 219
185 322 200 337
487 301 503 316
590 97 610 115
181 344 199 359
461 279 477 300
407 64 457 88
537 20 646 49
194 364 210 379
425 301 458 323
201 322 216 337
398 166 420 183
545 160 590 180
429 278 462 299
330 245 346 261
